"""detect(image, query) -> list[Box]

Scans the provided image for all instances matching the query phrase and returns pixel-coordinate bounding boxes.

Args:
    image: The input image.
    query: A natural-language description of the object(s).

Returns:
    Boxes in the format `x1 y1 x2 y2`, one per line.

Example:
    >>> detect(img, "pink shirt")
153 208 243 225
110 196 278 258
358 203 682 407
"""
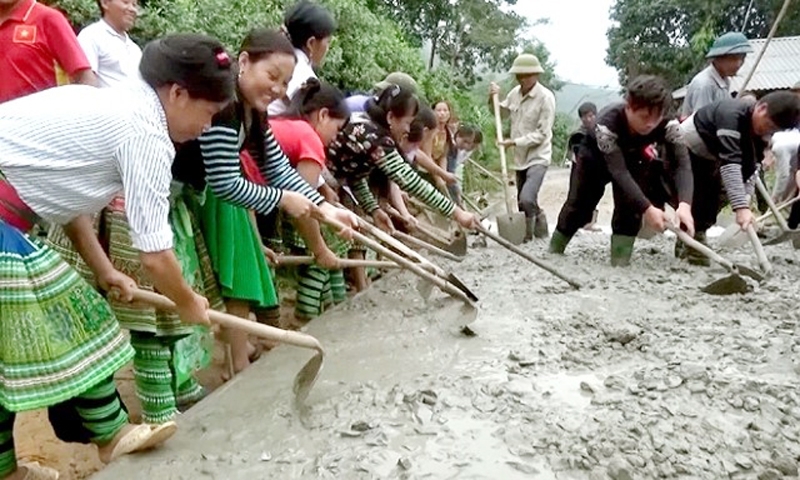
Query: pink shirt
268 118 326 169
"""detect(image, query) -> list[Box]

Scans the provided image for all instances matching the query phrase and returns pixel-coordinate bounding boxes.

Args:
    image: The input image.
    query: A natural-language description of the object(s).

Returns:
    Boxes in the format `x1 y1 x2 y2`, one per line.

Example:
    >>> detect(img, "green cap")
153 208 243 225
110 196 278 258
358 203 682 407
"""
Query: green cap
706 32 752 58
374 72 418 94
509 53 544 75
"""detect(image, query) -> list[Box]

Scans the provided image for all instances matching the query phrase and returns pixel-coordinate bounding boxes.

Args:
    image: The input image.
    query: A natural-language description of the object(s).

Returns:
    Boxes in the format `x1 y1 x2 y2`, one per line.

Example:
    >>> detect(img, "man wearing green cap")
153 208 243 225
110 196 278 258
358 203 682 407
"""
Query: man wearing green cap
489 53 556 242
681 32 752 117
344 71 418 113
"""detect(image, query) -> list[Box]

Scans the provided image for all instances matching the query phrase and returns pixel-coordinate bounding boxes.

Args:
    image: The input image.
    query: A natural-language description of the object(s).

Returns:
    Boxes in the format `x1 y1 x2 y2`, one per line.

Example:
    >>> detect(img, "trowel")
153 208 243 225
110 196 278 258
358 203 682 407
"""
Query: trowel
492 92 527 245
667 225 763 295
130 289 325 405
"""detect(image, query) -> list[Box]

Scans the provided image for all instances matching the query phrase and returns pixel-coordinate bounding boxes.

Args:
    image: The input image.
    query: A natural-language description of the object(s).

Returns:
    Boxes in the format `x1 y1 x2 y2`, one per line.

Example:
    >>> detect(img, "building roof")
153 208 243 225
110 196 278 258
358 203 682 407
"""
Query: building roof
673 35 800 99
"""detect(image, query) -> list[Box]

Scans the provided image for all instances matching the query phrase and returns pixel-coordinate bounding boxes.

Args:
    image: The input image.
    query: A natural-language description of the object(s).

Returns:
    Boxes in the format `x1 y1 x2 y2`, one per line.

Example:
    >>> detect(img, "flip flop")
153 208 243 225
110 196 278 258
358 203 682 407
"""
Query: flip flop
19 462 59 480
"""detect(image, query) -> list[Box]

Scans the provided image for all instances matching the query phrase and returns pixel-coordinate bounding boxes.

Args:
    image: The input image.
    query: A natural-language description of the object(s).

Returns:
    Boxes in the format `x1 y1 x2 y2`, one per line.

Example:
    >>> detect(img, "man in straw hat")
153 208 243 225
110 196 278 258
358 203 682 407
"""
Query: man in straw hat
681 31 753 117
489 53 556 242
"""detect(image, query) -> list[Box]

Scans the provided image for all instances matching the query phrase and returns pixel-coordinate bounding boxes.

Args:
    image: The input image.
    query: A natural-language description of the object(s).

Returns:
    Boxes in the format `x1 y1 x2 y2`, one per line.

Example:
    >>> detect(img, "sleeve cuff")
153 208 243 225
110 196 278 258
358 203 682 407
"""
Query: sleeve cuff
132 228 174 253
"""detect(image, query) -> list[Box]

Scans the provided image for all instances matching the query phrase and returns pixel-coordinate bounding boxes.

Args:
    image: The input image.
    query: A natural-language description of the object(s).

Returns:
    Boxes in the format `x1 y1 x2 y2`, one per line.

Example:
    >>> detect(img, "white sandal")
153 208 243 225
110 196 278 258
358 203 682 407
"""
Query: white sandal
19 462 59 480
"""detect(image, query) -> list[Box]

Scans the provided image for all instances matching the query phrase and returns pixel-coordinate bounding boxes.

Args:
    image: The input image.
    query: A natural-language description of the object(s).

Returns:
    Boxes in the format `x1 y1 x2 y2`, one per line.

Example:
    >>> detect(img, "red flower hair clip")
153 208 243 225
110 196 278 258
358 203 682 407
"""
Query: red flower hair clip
214 49 231 69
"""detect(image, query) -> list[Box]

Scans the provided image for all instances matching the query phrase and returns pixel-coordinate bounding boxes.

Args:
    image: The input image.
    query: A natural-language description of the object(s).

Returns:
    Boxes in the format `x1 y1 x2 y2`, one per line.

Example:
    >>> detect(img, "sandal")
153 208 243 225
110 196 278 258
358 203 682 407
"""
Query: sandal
137 421 178 452
108 424 153 462
19 462 59 480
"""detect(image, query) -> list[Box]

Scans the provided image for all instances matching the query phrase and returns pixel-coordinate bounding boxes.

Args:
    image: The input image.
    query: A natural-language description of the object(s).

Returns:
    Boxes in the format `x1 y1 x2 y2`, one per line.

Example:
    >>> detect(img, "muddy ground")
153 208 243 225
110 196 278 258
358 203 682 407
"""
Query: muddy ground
20 168 800 479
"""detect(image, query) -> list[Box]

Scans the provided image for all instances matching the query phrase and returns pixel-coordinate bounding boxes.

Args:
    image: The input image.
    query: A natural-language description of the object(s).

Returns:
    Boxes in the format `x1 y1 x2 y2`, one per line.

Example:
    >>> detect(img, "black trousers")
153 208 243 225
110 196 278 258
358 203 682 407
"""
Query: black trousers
789 202 800 230
556 154 678 238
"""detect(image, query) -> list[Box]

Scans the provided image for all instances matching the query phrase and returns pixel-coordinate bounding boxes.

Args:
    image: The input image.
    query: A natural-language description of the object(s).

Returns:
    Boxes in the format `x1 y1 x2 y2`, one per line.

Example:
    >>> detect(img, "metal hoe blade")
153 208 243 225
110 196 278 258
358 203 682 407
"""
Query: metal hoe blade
701 274 751 296
293 352 324 406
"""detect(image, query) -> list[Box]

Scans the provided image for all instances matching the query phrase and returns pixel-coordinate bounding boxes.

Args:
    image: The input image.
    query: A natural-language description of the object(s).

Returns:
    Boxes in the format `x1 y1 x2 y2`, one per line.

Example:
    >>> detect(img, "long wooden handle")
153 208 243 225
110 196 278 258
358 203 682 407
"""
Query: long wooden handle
737 0 793 94
317 215 474 305
131 290 323 352
746 225 772 273
476 224 583 289
358 216 435 268
754 176 792 231
273 255 400 269
466 157 504 186
667 225 735 271
492 93 515 215
393 230 463 262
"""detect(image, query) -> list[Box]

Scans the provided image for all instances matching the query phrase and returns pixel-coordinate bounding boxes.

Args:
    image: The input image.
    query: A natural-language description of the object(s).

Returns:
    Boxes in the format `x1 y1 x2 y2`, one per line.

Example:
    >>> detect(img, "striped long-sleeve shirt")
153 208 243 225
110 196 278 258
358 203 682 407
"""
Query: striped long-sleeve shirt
692 100 765 210
0 81 174 252
172 103 324 214
326 114 456 217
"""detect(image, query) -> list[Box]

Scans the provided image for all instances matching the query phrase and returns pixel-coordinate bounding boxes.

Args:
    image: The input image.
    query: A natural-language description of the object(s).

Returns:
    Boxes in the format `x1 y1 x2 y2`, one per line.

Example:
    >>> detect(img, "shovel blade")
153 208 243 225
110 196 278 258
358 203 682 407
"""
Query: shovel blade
763 231 800 246
445 229 468 257
701 275 750 296
497 212 527 246
293 352 324 405
432 297 478 328
416 278 434 300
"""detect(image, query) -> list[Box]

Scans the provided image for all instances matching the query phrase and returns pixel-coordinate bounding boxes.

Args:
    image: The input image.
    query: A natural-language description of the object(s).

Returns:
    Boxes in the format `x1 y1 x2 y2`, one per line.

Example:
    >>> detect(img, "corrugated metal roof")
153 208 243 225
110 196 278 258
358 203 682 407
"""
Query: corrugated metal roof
673 35 800 99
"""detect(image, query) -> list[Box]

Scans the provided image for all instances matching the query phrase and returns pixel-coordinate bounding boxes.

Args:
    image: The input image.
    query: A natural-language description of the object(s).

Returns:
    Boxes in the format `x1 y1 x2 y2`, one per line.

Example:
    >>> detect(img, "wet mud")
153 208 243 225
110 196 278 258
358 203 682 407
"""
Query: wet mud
92 223 800 479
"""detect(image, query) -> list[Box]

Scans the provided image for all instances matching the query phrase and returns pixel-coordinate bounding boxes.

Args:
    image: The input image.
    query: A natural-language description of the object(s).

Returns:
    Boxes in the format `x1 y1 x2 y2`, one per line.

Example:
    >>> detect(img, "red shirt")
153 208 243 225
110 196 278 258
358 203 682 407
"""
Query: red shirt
268 118 326 169
0 0 91 103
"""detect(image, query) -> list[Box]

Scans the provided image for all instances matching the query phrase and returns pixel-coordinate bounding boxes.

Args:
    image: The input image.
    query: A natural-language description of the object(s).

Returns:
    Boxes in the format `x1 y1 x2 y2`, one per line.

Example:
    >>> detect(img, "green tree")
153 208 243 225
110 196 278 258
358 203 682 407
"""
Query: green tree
606 0 800 89
368 0 526 84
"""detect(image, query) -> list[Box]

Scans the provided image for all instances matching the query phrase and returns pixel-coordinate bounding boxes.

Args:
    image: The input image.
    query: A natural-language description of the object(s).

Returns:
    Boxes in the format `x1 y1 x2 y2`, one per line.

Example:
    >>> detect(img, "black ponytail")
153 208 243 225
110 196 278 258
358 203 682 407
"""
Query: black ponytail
283 1 336 51
283 77 349 120
365 84 419 130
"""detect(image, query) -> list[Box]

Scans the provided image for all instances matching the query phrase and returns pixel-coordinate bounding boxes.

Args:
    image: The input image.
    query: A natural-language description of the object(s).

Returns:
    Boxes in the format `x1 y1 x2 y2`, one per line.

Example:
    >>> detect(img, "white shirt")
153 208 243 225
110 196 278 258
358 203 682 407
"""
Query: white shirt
267 48 315 116
770 129 800 200
0 81 174 252
78 19 142 88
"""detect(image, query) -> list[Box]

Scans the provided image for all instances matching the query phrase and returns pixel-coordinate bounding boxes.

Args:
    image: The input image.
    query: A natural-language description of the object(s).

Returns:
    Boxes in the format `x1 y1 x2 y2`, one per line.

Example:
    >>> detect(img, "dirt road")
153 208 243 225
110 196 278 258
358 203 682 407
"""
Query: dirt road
84 168 800 479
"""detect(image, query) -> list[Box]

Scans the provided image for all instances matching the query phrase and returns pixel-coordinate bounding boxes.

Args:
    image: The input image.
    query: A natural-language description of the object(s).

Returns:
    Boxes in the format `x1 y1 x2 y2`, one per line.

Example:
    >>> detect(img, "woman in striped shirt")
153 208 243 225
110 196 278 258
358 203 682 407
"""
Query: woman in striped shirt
0 34 234 479
172 28 357 376
327 85 479 234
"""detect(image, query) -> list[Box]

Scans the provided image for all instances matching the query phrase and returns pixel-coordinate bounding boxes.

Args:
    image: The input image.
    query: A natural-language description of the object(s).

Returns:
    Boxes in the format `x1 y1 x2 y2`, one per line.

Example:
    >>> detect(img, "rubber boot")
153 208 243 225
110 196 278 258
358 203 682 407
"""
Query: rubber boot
685 231 711 266
610 234 635 267
533 213 549 239
524 217 534 243
793 236 800 250
548 230 571 254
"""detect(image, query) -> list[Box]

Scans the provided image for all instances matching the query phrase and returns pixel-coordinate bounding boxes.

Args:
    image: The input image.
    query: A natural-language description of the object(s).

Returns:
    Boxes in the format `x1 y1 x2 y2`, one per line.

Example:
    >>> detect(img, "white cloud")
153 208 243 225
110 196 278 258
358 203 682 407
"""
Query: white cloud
513 0 620 88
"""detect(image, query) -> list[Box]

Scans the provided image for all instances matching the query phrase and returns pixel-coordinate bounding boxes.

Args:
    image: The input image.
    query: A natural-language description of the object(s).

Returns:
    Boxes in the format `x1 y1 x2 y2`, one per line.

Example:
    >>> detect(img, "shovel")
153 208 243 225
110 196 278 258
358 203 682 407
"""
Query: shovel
358 218 479 302
666 225 762 295
492 92 527 245
316 214 479 326
718 196 800 248
129 289 324 404
754 177 800 246
474 223 583 290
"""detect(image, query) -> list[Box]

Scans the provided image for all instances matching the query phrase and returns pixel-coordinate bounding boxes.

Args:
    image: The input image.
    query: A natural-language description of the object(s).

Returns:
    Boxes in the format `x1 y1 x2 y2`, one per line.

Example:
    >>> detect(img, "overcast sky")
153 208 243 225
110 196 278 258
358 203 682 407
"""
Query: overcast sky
513 0 620 89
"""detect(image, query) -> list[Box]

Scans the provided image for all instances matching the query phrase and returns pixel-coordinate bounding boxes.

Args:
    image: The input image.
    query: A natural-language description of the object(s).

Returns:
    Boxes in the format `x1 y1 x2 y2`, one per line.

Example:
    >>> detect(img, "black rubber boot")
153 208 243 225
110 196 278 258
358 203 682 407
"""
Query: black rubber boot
610 234 635 267
685 231 711 266
524 217 534 243
533 213 549 239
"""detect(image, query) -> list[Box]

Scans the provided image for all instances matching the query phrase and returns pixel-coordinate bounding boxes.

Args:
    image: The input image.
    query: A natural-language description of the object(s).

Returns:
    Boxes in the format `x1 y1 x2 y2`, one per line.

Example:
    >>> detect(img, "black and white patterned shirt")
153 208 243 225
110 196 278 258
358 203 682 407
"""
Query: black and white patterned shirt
0 81 175 252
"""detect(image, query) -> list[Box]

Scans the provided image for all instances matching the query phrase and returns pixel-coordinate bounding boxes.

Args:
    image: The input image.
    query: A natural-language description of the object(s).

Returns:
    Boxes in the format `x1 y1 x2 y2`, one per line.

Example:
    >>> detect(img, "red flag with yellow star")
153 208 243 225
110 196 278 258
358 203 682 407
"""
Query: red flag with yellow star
12 25 36 44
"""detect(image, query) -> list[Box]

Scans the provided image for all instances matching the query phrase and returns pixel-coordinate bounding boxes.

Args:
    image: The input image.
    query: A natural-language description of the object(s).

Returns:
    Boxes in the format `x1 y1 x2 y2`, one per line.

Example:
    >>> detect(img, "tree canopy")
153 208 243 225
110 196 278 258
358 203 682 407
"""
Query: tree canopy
606 0 800 89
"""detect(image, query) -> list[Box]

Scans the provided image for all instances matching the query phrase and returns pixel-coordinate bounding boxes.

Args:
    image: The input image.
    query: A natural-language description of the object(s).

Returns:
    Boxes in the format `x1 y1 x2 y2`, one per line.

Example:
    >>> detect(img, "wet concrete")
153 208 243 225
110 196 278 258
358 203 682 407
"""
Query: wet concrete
93 228 800 480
